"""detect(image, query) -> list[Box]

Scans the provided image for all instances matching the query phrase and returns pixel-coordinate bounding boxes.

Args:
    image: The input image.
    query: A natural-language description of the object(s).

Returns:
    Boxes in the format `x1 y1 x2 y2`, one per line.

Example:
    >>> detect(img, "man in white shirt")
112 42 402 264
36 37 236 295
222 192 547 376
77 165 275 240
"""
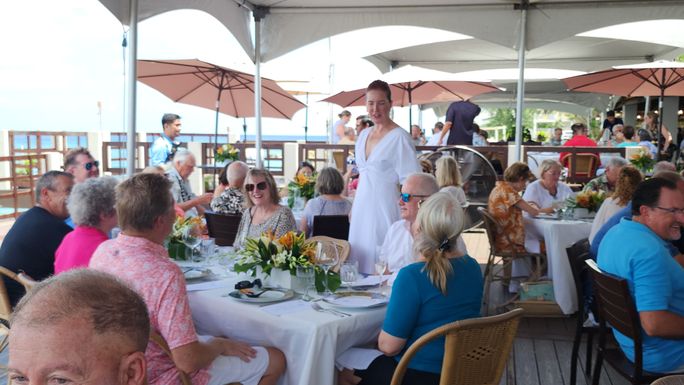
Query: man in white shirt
426 122 446 146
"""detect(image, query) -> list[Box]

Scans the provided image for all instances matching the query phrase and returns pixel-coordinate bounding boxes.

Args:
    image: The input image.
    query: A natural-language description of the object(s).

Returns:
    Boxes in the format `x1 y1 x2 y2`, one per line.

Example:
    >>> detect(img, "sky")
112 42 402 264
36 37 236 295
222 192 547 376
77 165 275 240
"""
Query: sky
2 1 683 139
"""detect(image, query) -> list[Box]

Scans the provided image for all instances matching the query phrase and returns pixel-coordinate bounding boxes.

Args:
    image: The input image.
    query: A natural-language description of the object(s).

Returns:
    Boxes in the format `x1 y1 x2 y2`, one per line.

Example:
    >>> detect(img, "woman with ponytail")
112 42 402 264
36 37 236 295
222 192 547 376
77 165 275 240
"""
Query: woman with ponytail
342 192 483 385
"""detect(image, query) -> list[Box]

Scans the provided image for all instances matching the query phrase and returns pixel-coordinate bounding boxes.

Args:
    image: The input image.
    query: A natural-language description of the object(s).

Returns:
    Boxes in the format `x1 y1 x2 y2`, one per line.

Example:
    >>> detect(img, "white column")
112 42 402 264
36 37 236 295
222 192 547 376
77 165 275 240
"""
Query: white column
513 1 529 162
125 0 138 177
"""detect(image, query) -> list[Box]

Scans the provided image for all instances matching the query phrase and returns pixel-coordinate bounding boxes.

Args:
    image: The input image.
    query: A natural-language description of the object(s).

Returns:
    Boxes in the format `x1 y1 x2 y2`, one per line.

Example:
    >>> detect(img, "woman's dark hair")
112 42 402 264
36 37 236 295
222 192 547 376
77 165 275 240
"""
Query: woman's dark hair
638 129 652 142
297 161 316 175
366 80 392 102
631 177 677 215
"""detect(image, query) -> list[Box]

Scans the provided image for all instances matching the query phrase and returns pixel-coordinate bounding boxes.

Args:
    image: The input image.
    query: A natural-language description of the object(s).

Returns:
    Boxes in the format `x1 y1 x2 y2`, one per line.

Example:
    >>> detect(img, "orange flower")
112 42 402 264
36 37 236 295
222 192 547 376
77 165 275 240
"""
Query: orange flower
278 232 295 249
294 173 309 186
576 193 590 208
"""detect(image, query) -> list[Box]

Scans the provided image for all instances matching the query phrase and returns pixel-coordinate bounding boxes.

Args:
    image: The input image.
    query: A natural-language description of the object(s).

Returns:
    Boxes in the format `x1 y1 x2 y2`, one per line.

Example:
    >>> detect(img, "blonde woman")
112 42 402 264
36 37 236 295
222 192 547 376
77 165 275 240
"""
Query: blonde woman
345 192 483 385
522 159 574 211
589 166 642 243
435 156 467 207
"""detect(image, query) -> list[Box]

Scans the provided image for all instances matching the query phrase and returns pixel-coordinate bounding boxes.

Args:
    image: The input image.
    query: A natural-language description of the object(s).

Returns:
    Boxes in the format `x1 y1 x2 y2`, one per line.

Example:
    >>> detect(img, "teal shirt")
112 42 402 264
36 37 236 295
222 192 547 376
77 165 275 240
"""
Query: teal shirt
382 256 483 373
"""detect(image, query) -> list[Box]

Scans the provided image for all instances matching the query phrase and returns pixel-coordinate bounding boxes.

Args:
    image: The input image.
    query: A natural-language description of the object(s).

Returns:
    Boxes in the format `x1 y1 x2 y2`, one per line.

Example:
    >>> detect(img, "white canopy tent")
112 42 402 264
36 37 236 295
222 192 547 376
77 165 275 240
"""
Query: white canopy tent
95 0 684 172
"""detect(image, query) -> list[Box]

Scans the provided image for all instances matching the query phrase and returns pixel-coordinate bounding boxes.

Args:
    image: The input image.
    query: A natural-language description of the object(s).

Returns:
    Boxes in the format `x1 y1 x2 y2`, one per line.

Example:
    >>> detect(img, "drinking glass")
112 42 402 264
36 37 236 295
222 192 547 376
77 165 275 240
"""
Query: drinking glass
296 266 315 301
183 232 202 262
340 261 358 287
200 238 216 259
316 242 339 296
375 257 388 286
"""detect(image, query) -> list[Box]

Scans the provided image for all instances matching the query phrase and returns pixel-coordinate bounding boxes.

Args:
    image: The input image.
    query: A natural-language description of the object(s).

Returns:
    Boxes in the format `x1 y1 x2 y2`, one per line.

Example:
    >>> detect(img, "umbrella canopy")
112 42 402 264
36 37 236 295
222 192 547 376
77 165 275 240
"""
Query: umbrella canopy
137 59 306 119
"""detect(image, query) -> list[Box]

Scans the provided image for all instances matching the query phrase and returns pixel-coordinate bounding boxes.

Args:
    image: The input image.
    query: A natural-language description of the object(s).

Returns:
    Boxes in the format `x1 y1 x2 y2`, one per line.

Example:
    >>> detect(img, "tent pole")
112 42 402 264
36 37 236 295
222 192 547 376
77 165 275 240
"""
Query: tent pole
514 0 529 162
254 14 263 168
126 0 138 177
213 75 223 177
657 84 665 156
305 92 309 142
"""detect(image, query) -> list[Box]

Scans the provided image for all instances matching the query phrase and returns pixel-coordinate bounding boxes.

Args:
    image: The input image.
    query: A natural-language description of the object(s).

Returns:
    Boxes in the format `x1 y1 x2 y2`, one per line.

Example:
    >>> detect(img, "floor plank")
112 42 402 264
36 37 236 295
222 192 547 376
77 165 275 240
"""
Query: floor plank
514 338 541 385
535 339 564 385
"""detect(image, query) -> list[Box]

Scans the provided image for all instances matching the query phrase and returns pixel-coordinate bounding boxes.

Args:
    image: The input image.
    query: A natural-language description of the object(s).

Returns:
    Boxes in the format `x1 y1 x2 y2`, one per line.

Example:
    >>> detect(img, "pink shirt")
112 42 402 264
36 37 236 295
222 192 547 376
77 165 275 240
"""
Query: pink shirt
90 234 210 385
54 226 109 274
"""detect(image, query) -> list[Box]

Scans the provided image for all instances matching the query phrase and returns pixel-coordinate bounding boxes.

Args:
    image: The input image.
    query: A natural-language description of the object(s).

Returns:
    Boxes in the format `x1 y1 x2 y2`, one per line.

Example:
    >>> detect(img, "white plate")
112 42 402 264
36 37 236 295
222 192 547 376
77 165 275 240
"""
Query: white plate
227 288 295 304
323 291 388 309
534 213 559 220
184 269 212 281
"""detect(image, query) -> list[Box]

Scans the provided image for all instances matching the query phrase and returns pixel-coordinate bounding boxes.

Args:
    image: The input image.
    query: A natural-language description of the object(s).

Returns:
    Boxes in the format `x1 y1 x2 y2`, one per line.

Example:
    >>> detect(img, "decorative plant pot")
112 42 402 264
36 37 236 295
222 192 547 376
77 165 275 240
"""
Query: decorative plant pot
257 267 305 292
168 241 189 261
573 208 590 219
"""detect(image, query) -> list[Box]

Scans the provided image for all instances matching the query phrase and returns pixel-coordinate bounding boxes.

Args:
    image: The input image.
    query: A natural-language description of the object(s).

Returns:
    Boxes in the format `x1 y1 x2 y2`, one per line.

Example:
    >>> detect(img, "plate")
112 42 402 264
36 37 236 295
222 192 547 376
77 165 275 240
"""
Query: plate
184 269 212 281
323 291 389 309
227 287 295 304
534 213 559 220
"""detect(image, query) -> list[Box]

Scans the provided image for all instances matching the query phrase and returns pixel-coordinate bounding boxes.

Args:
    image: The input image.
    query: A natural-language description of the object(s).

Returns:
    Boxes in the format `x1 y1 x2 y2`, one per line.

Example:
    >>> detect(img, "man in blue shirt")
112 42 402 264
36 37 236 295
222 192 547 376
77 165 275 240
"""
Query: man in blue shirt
150 113 181 166
597 177 684 373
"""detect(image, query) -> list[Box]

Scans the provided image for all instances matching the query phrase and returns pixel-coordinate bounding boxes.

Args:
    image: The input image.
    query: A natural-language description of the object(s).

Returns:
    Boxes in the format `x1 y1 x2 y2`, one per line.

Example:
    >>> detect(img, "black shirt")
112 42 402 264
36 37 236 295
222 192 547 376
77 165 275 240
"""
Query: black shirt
0 207 72 306
445 101 481 145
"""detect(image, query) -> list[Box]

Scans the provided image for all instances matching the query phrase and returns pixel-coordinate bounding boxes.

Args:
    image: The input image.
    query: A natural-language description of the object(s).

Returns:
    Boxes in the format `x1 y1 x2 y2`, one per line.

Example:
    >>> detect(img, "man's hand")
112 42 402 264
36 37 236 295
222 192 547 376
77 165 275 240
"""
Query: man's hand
197 192 213 206
220 338 257 362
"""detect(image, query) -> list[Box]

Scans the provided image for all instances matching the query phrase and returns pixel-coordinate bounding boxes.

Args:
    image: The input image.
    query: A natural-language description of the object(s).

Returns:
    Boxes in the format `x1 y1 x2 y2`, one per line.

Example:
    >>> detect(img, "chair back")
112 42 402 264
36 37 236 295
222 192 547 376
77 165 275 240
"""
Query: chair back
149 330 192 385
205 211 242 246
0 266 37 324
652 375 684 385
478 207 499 252
585 260 644 371
312 215 350 240
565 239 591 313
561 153 599 183
307 236 350 272
390 308 524 385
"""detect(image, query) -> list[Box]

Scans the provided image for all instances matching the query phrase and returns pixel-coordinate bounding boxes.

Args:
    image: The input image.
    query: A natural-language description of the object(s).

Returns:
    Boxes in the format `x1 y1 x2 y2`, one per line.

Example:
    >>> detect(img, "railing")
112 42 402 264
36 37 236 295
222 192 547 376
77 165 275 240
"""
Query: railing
233 142 285 176
523 146 626 184
299 144 354 173
0 155 48 219
9 131 88 156
101 141 151 175
110 132 228 145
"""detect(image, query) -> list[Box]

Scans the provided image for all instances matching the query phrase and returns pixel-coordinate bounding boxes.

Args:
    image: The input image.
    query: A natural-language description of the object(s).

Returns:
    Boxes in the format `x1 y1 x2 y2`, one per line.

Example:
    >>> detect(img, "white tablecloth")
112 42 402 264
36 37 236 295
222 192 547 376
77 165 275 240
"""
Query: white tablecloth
527 152 621 178
523 217 592 314
187 271 385 385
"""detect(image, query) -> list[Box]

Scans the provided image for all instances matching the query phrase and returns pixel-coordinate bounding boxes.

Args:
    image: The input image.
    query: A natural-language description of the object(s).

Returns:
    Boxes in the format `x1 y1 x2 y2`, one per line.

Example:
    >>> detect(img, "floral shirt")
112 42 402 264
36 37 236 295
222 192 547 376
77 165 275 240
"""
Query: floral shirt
210 187 244 215
582 174 612 194
234 205 297 249
488 181 525 253
90 235 210 385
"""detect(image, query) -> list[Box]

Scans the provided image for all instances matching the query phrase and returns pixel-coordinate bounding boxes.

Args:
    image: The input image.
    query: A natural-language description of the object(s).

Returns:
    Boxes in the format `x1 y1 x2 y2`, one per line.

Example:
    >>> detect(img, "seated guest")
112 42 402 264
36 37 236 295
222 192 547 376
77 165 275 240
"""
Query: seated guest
234 169 297 249
597 178 684 373
488 163 553 253
559 123 598 167
522 159 574 212
54 176 118 274
425 122 445 146
0 171 73 306
301 167 352 237
296 161 316 178
419 159 433 174
167 149 213 217
547 127 564 146
355 114 374 137
654 160 677 174
609 124 625 146
63 147 100 228
435 156 467 207
8 269 149 385
589 166 642 243
338 127 357 144
90 173 285 385
583 156 628 194
637 129 658 159
343 192 483 385
616 125 639 147
472 124 487 146
211 161 249 215
411 125 426 146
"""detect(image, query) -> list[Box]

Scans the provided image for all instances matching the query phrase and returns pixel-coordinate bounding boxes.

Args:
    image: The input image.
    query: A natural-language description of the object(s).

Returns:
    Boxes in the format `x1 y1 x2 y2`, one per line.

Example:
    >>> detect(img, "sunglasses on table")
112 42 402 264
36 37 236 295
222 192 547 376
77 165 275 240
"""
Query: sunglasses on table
245 182 268 192
82 160 99 170
400 193 429 203
235 279 262 290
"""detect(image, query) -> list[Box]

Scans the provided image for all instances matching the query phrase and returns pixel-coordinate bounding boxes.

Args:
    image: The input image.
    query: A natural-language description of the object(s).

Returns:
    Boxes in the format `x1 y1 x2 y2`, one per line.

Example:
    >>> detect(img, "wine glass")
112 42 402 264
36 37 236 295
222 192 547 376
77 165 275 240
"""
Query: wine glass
296 266 315 301
375 257 388 286
182 232 202 262
316 242 339 296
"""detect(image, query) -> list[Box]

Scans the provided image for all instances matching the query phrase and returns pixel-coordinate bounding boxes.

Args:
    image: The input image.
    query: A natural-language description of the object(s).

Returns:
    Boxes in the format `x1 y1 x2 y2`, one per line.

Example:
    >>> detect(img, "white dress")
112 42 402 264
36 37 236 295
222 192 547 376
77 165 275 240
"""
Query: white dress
589 197 623 243
349 127 421 274
522 180 574 210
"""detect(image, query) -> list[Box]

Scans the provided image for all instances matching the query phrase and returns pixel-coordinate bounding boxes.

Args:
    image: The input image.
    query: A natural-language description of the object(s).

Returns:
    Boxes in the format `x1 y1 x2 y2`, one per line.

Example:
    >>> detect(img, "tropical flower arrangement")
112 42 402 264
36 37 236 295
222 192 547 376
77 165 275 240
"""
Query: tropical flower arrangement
234 231 341 292
287 173 316 209
166 215 202 260
566 190 606 213
215 144 240 163
629 146 655 173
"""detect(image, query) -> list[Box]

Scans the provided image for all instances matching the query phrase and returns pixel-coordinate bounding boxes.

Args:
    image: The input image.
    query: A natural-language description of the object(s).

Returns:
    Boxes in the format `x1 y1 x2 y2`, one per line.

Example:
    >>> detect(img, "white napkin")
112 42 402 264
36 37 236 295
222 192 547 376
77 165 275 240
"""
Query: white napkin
186 279 233 292
260 299 311 316
348 275 389 287
327 295 387 307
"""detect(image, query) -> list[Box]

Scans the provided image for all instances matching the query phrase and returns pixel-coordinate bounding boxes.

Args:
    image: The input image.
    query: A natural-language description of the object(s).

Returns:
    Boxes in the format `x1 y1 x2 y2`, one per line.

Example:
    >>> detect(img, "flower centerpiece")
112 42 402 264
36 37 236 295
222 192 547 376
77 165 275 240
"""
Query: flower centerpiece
234 231 341 292
566 190 606 214
166 215 203 260
287 173 316 209
629 146 655 174
214 144 240 163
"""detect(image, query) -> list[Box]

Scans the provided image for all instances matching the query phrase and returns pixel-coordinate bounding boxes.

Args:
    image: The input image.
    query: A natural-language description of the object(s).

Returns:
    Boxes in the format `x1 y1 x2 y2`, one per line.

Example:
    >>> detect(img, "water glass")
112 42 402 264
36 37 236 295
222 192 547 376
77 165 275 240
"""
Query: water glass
340 261 358 286
296 266 315 301
200 238 216 258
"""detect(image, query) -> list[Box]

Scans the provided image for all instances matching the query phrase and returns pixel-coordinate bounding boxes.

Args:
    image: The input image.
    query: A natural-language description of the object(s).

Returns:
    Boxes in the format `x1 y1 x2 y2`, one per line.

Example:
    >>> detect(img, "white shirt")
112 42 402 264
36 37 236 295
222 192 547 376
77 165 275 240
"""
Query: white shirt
522 180 574 210
589 197 624 243
426 131 446 146
440 186 467 207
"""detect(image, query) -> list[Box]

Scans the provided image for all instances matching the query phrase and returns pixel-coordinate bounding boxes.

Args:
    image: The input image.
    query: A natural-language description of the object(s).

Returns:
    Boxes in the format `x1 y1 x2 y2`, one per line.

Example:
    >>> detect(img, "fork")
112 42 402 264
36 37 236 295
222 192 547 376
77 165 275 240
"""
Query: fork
311 302 350 317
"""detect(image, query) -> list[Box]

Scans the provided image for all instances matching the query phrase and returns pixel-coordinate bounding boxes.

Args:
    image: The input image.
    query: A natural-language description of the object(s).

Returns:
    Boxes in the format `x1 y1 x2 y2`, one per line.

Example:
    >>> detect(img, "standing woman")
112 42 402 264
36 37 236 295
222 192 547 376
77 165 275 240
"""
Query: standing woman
644 111 672 159
349 80 421 274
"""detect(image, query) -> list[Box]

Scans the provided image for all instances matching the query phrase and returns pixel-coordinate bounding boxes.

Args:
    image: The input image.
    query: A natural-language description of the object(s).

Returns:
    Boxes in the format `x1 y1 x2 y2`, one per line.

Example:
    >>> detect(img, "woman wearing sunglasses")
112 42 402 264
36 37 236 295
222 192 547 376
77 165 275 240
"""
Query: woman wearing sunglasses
233 169 297 249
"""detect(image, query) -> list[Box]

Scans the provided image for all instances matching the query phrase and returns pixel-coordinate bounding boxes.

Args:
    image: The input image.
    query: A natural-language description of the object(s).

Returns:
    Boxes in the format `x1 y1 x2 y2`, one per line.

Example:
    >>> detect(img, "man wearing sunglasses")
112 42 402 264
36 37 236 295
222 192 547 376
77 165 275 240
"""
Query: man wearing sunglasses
167 149 212 217
64 148 100 183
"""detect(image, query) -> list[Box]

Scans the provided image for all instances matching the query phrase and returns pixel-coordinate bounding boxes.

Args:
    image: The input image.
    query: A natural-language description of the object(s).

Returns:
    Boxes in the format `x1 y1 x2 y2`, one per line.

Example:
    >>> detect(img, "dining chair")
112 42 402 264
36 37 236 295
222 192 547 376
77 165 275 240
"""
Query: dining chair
586 260 684 385
308 236 350 272
204 211 242 246
651 376 684 385
390 308 524 385
561 153 599 184
565 238 599 385
477 207 546 314
0 266 37 327
311 215 350 240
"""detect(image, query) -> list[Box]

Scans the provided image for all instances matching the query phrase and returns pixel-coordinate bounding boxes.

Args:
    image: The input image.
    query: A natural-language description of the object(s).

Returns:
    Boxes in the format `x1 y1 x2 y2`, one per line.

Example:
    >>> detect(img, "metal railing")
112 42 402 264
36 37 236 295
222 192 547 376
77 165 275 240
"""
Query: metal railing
0 155 48 219
9 131 88 156
299 143 354 173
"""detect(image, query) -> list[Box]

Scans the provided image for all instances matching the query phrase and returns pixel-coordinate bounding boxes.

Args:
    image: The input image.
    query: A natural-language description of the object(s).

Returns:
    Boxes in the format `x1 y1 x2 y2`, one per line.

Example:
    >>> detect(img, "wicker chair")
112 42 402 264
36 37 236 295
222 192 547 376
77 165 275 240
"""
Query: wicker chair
478 207 546 314
205 211 242 246
586 260 684 385
390 308 524 385
308 236 350 273
0 266 37 326
652 376 684 385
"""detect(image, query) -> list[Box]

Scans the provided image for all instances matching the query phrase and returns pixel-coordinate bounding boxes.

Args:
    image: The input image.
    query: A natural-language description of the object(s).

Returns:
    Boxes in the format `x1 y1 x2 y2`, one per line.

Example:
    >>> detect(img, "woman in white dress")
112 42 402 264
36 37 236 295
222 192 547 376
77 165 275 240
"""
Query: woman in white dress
522 159 574 212
589 166 642 243
435 156 467 207
349 80 421 274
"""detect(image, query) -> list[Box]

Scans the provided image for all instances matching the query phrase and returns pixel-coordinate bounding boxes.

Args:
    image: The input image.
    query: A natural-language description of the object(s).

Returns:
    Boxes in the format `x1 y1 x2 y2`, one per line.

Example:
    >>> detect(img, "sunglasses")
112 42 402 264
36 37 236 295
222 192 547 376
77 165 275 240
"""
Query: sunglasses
235 279 262 290
400 193 429 203
245 181 268 192
84 161 99 170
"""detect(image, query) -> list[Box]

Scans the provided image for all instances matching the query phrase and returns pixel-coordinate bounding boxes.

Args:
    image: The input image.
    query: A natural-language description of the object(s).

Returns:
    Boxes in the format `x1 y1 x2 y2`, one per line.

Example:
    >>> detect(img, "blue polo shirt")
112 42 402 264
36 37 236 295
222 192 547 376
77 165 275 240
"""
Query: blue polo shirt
598 218 684 372
383 256 483 373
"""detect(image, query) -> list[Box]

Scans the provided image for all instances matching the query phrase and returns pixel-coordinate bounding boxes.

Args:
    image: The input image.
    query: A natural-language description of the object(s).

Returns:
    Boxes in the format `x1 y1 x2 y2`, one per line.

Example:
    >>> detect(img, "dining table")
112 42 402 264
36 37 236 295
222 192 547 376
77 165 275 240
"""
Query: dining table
522 216 593 315
183 256 387 385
